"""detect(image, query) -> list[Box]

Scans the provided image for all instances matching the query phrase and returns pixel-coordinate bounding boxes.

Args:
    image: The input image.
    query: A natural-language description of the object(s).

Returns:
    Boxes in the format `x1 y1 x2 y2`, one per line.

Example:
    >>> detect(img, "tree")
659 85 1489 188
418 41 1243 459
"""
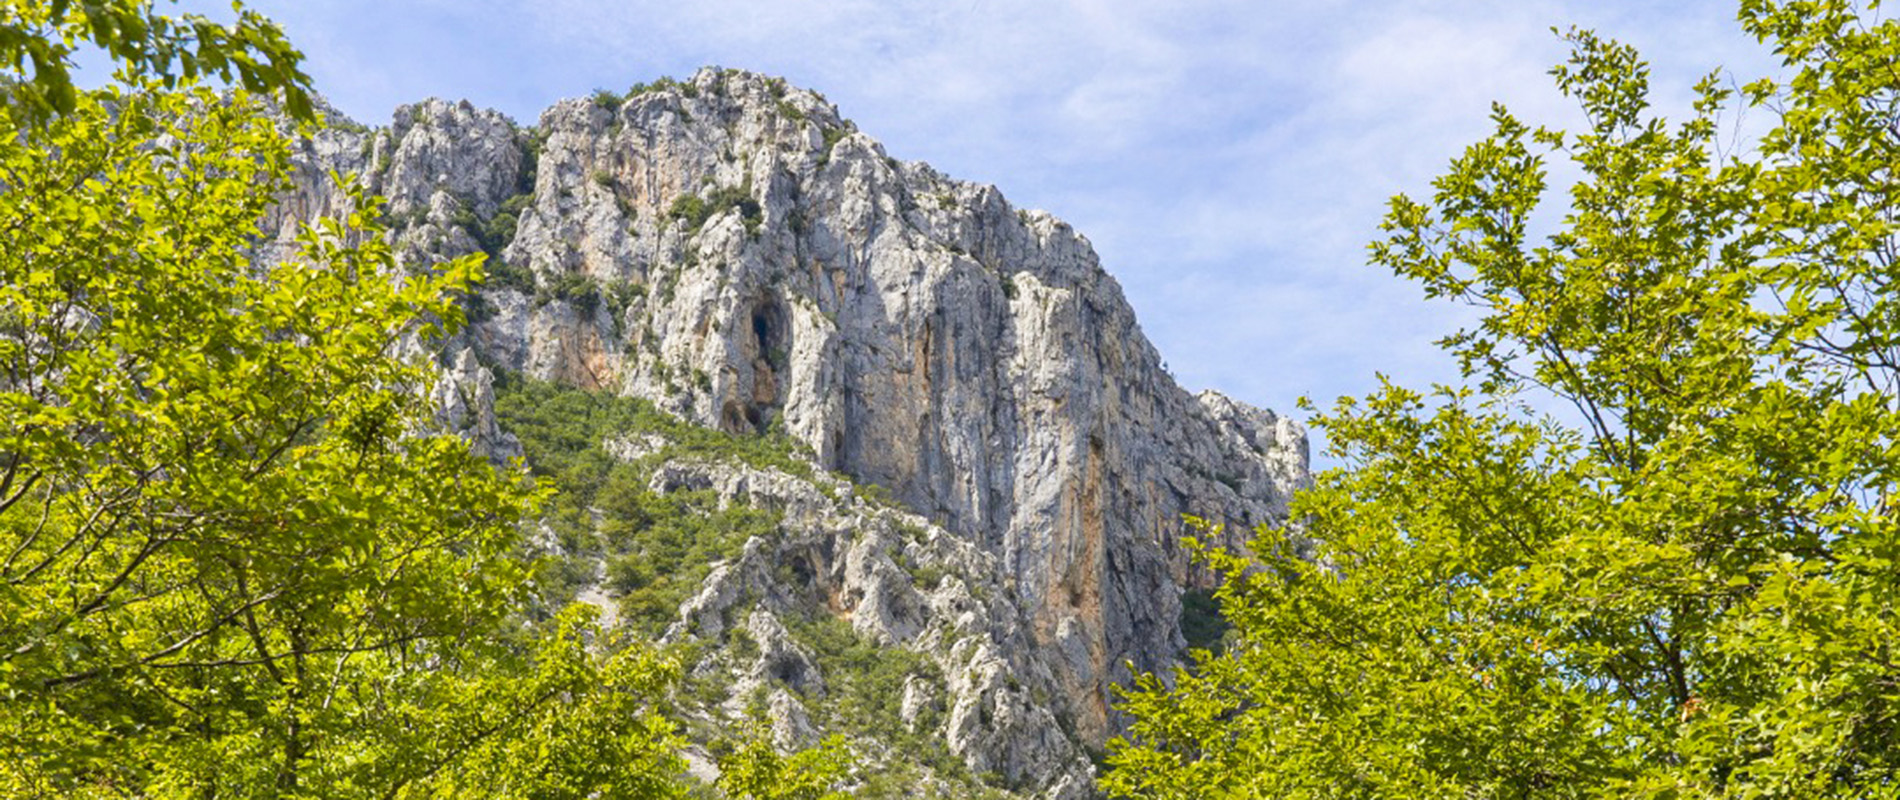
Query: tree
1 0 313 124
1104 1 1900 797
0 21 688 800
715 732 855 800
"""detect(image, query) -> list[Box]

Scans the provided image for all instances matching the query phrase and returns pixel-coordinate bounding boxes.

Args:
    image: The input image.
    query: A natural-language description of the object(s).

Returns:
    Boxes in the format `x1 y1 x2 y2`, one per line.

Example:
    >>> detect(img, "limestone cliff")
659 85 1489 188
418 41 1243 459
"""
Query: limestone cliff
263 68 1309 797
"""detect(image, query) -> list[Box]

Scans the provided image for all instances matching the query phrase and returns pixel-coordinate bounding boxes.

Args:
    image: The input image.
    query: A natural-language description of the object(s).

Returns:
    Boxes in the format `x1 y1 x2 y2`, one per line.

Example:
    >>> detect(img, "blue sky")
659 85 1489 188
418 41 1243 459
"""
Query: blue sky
169 0 1785 452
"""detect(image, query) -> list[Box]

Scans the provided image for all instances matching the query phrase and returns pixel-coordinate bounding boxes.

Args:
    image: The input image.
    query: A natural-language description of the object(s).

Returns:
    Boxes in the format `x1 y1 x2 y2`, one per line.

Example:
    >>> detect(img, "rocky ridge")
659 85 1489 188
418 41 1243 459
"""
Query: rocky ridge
263 68 1309 797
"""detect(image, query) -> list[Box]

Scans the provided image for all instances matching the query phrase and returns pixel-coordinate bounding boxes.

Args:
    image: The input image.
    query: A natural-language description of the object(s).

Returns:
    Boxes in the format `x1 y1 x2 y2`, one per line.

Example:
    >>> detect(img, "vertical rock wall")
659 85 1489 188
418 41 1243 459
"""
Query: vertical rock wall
264 67 1310 762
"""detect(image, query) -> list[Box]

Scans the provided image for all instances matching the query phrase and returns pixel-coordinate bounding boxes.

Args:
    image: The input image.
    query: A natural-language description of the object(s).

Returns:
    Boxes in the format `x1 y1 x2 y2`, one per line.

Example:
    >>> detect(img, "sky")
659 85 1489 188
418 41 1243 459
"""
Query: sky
162 0 1787 458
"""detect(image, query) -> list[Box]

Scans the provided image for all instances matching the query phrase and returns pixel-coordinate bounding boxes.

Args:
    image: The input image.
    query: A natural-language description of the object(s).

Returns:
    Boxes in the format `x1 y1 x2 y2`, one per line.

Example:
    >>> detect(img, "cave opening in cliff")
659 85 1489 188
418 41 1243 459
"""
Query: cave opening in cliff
736 294 791 435
750 296 788 368
770 655 806 687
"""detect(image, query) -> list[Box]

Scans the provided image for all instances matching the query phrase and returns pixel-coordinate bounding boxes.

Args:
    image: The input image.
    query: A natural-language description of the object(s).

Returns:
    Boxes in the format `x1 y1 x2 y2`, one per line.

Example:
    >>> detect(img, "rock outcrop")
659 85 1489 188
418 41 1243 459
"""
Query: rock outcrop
261 68 1310 797
656 455 1098 795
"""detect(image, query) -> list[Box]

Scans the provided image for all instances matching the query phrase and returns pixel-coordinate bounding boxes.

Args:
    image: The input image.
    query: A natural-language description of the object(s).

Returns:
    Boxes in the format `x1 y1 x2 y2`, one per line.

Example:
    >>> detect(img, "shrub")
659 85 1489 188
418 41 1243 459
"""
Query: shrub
589 87 623 111
668 183 762 233
783 612 939 736
535 271 601 311
482 257 535 296
478 192 535 255
667 194 706 228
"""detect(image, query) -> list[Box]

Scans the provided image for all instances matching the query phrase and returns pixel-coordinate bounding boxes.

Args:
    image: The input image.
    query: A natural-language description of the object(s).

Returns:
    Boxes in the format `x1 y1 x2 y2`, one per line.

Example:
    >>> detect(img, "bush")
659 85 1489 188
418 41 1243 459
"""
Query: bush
479 192 535 255
818 127 847 167
627 76 693 98
668 183 762 233
854 481 898 508
517 129 542 193
484 256 535 294
667 194 706 227
784 612 938 736
589 87 623 111
535 271 601 311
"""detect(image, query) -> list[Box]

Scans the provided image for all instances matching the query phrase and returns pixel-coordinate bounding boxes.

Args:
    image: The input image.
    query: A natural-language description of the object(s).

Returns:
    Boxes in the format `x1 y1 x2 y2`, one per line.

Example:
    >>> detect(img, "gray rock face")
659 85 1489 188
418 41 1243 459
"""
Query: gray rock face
657 456 1095 794
263 68 1309 796
433 346 523 463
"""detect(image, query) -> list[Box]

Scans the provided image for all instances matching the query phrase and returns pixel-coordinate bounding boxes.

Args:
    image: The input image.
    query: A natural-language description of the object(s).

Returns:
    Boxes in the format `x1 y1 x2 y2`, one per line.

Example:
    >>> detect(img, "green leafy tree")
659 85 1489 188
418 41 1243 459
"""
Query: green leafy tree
0 49 685 800
1105 1 1900 797
716 732 855 800
391 607 691 800
1 0 313 124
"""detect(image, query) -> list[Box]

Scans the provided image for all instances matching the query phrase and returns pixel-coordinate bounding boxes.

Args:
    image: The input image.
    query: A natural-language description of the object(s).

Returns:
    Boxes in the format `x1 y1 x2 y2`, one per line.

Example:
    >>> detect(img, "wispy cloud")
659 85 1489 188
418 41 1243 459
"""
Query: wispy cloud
179 0 1785 444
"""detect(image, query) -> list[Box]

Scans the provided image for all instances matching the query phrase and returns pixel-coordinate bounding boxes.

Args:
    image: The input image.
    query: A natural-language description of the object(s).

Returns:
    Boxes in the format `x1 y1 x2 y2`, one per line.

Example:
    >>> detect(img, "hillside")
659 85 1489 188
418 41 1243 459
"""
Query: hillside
260 67 1310 798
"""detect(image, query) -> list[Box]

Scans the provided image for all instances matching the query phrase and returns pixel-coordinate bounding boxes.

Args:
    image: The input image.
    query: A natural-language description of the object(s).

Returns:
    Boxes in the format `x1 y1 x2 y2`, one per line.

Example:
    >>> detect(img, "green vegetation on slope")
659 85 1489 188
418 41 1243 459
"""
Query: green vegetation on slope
782 613 1007 797
493 373 812 634
783 613 941 738
494 371 812 486
494 374 1017 797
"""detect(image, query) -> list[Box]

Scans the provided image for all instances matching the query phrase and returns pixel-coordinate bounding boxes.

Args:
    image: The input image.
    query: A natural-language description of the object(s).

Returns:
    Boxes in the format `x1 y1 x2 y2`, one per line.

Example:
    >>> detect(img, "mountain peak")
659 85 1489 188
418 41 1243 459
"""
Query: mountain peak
261 73 1308 797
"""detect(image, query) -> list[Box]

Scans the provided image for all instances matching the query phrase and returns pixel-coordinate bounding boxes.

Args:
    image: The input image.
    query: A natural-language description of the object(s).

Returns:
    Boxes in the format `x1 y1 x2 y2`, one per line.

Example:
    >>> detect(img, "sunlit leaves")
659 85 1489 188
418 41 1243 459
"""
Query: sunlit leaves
0 0 313 126
1107 2 1900 797
0 80 692 797
716 732 855 800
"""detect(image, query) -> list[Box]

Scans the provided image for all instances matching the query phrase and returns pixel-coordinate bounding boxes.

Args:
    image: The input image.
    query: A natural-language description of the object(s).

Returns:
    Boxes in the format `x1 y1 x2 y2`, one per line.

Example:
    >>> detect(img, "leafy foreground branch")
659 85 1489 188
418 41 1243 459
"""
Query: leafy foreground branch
1108 1 1900 797
0 79 699 797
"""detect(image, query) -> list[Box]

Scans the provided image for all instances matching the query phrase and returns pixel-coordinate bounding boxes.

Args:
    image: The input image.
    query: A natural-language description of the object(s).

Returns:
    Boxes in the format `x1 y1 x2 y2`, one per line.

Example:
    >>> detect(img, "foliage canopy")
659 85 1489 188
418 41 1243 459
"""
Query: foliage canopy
0 0 313 124
0 12 692 794
1107 1 1900 797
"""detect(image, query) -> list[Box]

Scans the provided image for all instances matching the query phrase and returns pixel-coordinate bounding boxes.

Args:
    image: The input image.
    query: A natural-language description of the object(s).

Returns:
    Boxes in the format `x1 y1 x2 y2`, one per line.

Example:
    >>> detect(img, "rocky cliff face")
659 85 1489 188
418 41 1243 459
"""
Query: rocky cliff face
264 68 1309 797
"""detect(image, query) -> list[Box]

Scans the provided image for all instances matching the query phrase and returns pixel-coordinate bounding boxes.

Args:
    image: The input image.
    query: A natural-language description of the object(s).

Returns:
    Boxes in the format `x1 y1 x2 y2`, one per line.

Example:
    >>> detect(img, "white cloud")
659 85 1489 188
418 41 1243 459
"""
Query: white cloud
182 0 1787 447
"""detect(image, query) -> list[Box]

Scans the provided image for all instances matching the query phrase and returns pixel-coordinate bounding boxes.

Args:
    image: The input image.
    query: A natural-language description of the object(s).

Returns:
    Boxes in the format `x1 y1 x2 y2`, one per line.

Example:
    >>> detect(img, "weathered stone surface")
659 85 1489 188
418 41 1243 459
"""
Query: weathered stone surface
434 346 522 462
262 68 1310 798
653 456 1097 793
